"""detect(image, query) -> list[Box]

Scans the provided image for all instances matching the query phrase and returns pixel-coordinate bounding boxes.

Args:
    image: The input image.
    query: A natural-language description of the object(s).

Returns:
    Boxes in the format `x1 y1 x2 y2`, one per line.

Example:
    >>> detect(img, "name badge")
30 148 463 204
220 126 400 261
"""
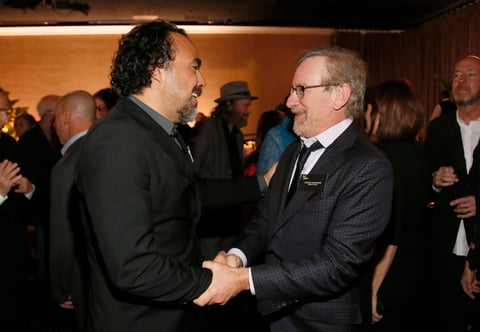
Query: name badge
299 174 327 193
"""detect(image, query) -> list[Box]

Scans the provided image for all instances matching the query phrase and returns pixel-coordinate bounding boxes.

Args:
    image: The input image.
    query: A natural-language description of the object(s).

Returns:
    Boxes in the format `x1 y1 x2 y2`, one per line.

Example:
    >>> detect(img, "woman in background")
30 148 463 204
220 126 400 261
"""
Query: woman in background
369 80 431 332
14 113 37 138
93 87 119 119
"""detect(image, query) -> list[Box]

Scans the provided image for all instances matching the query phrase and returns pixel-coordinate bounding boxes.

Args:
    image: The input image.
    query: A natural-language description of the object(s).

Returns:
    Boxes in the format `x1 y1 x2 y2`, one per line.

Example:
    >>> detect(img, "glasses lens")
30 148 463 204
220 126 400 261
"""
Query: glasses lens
291 86 304 98
297 86 305 98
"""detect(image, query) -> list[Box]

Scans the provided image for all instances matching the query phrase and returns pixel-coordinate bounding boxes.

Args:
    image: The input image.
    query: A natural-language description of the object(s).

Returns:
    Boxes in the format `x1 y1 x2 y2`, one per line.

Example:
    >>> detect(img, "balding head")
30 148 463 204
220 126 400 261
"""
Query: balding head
54 90 96 144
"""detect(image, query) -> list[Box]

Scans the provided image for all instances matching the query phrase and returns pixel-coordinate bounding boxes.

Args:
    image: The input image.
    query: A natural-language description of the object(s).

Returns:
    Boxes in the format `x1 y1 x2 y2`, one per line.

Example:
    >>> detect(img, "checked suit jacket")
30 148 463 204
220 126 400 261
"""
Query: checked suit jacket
233 122 394 330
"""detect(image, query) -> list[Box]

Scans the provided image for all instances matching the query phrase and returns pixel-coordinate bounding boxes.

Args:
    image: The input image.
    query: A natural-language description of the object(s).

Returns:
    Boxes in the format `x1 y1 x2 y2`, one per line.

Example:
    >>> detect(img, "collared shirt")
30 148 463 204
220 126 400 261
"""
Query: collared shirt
61 130 88 156
128 96 195 161
128 96 174 134
297 118 353 177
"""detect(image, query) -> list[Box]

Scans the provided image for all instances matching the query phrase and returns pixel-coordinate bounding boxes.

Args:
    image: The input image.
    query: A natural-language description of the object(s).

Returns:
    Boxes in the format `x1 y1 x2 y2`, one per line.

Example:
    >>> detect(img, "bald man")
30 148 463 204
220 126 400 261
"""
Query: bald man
425 55 480 332
49 90 96 331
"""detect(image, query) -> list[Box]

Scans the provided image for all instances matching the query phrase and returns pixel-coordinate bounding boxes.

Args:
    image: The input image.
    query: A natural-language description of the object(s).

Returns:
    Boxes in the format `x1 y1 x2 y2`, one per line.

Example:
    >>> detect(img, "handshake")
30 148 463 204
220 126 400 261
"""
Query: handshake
193 251 251 306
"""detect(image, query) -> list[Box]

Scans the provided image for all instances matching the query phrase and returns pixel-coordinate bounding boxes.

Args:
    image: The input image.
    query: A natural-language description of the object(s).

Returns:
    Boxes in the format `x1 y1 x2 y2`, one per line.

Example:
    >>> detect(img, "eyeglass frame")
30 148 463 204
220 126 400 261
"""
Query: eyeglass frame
290 83 340 99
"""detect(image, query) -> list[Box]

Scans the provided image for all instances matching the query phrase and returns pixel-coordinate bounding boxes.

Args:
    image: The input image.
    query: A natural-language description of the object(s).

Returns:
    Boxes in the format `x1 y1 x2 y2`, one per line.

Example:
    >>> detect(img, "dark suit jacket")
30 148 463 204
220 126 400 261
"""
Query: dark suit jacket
50 136 89 331
468 140 480 276
190 116 248 239
0 132 31 281
15 124 61 228
0 133 32 328
233 122 393 329
75 98 261 332
424 112 477 257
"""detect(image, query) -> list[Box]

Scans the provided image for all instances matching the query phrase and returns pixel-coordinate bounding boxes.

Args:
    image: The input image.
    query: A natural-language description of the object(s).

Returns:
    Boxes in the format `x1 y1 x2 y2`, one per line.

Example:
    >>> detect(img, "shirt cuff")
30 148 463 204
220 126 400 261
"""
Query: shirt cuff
0 194 7 205
25 183 35 200
227 248 247 267
248 268 256 295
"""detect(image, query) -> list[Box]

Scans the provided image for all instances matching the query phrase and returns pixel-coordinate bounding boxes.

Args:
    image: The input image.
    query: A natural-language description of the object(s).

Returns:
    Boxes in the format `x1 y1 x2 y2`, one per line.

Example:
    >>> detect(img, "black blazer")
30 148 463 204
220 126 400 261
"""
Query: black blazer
15 124 61 228
234 122 394 329
75 98 261 332
49 136 89 331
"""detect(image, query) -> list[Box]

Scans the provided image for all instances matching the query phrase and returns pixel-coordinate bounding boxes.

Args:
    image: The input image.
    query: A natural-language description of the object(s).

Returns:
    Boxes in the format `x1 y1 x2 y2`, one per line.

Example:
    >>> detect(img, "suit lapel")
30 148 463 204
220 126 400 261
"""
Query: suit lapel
277 123 359 231
120 98 195 179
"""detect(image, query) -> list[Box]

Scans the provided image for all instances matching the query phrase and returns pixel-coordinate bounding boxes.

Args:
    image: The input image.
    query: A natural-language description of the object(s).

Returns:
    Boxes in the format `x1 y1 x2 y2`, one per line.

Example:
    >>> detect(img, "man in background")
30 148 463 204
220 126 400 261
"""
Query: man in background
189 80 263 331
189 80 259 259
50 90 96 332
15 94 62 284
426 55 480 332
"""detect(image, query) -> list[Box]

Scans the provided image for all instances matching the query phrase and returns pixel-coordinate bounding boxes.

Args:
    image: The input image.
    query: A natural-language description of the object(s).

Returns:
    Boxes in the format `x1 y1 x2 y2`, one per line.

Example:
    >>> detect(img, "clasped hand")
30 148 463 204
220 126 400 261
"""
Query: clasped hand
193 251 250 306
0 159 33 196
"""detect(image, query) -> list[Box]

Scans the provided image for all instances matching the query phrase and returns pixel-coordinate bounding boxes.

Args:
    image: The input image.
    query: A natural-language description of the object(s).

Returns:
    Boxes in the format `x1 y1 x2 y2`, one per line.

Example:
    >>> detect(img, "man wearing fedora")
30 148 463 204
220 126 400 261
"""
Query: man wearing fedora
189 80 265 331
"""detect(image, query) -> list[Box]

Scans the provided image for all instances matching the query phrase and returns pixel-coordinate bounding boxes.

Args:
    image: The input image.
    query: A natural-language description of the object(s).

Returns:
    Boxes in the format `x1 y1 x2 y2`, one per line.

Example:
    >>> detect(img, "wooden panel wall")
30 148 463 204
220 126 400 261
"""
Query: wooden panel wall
0 32 331 136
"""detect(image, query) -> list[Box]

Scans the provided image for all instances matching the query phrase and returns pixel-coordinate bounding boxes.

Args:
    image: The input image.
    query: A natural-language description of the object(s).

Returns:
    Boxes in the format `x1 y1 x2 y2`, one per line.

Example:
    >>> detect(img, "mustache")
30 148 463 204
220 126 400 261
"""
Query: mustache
192 85 203 98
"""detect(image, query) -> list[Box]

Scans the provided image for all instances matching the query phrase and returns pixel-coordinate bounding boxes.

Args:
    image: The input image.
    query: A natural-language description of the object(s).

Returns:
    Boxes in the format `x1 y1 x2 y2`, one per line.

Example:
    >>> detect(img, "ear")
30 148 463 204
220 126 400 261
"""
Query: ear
332 83 351 111
63 108 71 126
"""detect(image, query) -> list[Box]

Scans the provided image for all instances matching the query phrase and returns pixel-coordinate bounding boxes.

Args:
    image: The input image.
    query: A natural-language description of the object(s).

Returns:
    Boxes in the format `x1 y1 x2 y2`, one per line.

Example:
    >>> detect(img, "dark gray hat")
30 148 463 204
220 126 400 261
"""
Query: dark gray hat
214 80 258 103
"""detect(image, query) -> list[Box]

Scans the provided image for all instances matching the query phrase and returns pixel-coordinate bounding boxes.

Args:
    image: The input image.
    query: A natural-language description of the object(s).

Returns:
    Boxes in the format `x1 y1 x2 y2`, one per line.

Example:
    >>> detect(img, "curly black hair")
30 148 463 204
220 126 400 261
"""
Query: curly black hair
110 20 187 97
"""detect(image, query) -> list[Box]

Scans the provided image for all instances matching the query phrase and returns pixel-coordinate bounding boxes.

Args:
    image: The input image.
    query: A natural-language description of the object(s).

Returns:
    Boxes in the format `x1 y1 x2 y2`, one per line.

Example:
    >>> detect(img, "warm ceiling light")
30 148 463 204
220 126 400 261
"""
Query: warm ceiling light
132 15 160 21
0 25 334 36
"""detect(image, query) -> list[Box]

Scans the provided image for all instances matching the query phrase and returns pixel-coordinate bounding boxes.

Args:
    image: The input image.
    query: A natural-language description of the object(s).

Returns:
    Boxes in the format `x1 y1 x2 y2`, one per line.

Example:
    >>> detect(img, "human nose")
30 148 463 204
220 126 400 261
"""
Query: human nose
286 89 298 108
197 70 206 89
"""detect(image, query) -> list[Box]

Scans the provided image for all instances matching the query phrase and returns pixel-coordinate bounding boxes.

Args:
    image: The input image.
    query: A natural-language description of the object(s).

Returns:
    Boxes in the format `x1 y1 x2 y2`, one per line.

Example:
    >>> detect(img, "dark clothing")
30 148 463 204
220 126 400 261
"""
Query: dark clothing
439 99 457 117
372 139 431 332
190 116 249 246
15 124 61 228
0 132 16 161
50 136 89 331
424 111 480 332
0 132 32 330
234 123 393 331
75 98 262 332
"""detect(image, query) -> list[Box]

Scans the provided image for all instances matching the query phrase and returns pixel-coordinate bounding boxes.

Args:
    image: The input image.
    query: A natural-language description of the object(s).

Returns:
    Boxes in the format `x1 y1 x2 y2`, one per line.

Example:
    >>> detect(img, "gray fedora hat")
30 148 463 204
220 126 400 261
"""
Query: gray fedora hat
214 80 258 103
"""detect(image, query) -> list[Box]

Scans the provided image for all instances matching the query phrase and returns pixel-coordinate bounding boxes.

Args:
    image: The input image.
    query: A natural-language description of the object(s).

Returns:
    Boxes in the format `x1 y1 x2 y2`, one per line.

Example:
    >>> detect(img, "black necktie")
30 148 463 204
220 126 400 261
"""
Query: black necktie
286 140 323 203
170 126 193 162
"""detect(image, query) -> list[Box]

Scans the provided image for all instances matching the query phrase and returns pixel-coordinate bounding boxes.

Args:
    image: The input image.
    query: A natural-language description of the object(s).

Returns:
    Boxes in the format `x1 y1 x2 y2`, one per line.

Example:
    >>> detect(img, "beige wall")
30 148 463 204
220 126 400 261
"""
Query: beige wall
0 31 331 136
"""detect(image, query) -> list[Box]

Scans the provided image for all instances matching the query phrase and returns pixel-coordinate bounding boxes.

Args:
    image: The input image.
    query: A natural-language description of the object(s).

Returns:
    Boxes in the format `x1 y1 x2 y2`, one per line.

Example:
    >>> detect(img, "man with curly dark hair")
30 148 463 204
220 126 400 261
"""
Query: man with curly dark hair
74 20 273 332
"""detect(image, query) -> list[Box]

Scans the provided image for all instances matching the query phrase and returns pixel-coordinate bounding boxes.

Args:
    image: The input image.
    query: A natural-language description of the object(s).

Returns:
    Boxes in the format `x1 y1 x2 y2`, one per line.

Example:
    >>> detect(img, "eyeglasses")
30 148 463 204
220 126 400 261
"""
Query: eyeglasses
290 83 340 99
